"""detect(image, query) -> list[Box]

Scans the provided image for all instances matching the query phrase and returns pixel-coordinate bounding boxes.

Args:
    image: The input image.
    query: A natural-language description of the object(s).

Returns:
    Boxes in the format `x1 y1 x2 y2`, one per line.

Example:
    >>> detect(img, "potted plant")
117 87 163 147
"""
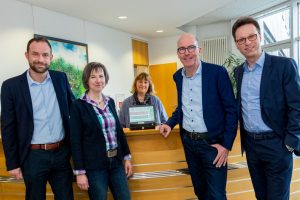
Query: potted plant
223 53 244 95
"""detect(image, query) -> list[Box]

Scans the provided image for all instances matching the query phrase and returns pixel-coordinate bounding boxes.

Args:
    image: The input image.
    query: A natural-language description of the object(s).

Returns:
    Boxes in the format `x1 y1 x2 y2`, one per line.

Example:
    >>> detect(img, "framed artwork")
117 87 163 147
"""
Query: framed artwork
34 34 88 98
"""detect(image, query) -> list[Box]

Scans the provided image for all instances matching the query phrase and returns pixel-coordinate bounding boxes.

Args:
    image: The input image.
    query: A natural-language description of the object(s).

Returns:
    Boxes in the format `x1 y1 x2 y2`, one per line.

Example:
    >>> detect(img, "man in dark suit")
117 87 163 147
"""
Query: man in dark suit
232 16 300 200
160 33 237 200
1 37 74 200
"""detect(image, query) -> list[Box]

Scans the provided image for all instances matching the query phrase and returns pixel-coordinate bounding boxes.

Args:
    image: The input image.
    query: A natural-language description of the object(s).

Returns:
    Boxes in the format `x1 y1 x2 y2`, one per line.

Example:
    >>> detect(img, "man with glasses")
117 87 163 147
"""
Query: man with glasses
232 16 300 200
160 33 237 199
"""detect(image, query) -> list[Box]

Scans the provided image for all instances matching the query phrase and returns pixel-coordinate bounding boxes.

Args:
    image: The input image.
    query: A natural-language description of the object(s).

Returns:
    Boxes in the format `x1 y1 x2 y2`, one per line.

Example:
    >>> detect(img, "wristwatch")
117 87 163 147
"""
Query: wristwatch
286 145 294 152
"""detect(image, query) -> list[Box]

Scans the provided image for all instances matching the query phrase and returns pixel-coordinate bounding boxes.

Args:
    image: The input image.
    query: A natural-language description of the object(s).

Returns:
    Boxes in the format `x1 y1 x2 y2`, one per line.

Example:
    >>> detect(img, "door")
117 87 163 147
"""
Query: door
149 63 177 117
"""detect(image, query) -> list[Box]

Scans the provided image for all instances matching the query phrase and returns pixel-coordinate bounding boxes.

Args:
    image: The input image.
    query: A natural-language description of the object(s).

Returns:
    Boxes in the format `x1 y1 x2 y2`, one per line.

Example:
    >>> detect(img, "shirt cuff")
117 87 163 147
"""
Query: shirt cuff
286 145 294 152
124 154 131 160
73 170 86 175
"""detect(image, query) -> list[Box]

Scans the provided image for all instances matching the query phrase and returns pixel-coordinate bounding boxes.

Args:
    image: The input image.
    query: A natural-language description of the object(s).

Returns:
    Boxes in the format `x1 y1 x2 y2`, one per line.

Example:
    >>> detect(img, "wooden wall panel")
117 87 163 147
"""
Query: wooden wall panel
132 39 149 66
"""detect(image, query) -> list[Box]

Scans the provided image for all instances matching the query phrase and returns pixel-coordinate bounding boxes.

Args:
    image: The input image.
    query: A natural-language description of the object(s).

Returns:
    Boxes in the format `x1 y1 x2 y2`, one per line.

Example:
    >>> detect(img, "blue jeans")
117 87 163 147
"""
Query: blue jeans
244 133 293 200
182 133 227 200
86 157 130 200
22 145 74 200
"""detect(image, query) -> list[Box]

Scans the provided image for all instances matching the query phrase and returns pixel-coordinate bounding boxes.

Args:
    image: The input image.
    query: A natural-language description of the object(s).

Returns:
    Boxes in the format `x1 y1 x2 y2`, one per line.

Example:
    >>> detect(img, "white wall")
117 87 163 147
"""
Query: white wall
196 21 233 54
149 35 181 67
1 0 241 101
0 0 33 82
149 21 244 69
0 0 141 99
85 21 134 96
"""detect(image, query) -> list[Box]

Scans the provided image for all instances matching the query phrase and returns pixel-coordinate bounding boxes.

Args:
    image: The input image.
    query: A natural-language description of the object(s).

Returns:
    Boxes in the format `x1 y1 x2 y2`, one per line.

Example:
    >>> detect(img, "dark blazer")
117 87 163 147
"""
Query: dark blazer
70 98 131 170
1 70 74 170
166 61 238 150
234 53 300 156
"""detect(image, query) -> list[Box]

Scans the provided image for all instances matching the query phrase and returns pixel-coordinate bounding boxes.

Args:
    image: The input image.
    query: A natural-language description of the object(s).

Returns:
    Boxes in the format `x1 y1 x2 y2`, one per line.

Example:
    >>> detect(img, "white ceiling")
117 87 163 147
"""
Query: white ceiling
17 0 288 38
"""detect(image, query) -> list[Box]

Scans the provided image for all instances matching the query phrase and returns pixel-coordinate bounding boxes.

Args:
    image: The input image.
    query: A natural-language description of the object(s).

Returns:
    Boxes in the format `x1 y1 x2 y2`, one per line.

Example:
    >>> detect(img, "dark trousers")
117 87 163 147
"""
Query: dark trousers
86 157 130 200
244 133 293 200
22 144 74 200
182 133 227 200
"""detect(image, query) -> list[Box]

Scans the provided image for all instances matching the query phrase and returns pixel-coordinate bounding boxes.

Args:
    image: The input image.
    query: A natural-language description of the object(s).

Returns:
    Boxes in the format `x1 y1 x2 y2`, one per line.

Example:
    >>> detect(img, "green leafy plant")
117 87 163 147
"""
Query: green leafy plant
223 53 244 95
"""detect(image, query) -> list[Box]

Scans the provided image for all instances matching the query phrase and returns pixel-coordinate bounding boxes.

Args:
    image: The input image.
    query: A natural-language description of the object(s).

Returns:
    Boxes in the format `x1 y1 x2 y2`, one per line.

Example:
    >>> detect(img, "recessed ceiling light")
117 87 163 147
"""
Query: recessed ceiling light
118 16 128 19
156 30 164 33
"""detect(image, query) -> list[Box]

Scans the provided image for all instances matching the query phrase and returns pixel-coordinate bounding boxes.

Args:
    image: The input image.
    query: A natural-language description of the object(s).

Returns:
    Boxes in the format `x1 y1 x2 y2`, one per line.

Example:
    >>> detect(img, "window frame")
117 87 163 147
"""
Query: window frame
295 1 300 65
251 1 300 67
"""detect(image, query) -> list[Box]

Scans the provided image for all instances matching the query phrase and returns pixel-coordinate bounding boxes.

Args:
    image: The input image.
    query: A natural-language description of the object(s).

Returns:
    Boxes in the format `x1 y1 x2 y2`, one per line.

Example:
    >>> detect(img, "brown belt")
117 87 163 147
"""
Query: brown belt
30 141 64 150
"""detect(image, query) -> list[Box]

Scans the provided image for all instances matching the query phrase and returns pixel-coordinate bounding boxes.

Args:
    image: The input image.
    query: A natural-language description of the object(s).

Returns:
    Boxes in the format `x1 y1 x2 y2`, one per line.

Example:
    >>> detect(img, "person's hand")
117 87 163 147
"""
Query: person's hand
8 168 23 180
159 124 171 138
76 174 89 190
124 160 133 178
211 144 229 168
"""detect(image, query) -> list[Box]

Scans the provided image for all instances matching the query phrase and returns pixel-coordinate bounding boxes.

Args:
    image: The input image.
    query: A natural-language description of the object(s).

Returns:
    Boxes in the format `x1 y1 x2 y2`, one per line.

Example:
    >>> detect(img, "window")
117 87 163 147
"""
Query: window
267 48 290 57
257 8 290 46
297 40 300 68
298 3 300 35
297 3 300 65
252 1 300 68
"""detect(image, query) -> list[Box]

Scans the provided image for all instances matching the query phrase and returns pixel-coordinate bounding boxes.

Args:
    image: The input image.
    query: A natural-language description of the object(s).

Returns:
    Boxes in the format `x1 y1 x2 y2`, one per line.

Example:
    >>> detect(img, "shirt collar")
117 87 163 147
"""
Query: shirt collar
27 70 51 86
181 61 201 79
80 92 109 108
243 51 265 72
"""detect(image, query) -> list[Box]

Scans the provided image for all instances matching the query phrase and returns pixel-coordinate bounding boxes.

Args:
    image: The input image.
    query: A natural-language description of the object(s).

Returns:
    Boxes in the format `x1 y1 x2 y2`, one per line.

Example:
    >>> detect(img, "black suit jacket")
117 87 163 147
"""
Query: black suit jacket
234 53 300 155
70 98 130 170
1 70 74 170
166 61 238 150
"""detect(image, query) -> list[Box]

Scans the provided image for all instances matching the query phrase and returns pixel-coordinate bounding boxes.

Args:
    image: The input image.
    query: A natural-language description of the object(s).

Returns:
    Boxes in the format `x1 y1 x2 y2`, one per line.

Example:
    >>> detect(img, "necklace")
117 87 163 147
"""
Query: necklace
138 97 145 102
87 92 104 104
98 98 104 104
137 94 145 102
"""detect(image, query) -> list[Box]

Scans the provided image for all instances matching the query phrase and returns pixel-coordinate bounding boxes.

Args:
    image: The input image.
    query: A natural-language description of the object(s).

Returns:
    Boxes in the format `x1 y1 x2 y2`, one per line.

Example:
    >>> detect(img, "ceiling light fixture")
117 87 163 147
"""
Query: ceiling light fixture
118 16 128 19
156 30 164 33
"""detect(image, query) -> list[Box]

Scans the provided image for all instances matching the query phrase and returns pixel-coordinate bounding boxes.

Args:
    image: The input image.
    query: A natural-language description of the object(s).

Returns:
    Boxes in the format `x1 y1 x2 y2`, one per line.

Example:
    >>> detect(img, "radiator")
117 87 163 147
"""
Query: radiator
200 36 227 65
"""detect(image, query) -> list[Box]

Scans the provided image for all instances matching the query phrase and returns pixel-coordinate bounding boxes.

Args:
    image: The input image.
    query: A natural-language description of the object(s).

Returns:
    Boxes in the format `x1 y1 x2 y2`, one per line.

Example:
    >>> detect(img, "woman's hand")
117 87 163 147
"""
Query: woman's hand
124 160 133 178
76 174 89 190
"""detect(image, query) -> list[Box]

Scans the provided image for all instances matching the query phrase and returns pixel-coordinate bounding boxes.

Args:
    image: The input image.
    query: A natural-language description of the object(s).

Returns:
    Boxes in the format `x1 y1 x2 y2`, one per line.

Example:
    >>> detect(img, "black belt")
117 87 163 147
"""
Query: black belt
245 130 276 140
183 129 209 141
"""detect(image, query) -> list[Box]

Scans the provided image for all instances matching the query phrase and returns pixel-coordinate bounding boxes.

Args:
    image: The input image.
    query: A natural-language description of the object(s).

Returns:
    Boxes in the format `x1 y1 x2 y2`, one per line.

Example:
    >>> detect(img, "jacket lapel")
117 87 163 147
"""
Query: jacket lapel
201 62 209 109
108 101 118 120
49 71 66 117
83 99 119 132
177 69 183 104
20 71 33 117
260 53 273 105
236 64 244 104
83 101 103 131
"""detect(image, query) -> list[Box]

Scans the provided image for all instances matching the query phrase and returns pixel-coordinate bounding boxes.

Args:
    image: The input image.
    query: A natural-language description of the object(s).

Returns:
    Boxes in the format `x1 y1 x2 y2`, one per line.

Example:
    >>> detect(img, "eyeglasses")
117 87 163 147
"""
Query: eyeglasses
236 34 258 45
177 45 198 54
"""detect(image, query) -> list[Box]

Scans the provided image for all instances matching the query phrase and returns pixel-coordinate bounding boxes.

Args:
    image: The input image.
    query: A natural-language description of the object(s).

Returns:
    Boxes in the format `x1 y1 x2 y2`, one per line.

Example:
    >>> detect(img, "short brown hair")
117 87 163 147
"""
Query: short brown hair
131 72 155 95
82 62 109 90
232 16 261 41
27 37 52 53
